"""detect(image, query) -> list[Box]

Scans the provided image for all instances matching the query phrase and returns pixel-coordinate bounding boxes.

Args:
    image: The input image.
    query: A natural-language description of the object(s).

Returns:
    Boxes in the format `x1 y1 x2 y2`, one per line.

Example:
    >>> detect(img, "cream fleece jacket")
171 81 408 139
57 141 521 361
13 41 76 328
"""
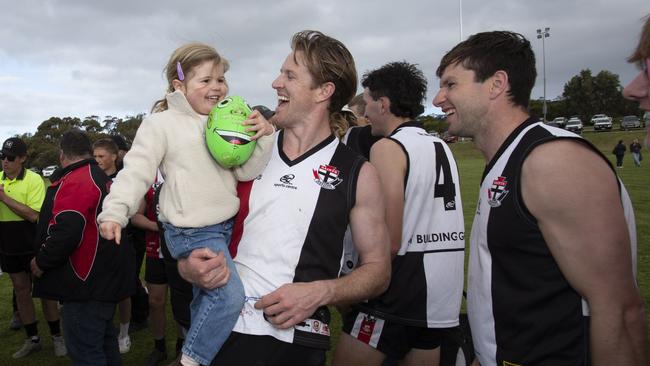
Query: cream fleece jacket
98 91 274 228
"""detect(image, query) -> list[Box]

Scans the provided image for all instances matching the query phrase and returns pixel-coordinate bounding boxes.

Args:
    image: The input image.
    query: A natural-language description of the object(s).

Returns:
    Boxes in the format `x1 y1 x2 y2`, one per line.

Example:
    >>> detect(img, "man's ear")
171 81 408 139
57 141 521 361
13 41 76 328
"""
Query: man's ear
379 96 391 114
172 79 185 93
489 70 509 99
316 82 335 103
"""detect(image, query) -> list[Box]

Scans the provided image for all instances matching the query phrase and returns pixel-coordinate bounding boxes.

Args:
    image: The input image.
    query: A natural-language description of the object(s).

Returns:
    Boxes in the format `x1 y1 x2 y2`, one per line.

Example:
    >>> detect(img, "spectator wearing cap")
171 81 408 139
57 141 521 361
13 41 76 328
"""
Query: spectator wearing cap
0 137 66 358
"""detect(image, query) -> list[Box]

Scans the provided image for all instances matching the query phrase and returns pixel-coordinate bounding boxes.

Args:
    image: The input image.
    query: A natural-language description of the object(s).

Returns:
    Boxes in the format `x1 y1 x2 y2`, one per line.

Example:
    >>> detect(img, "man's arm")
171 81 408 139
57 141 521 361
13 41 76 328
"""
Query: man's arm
0 181 42 222
256 162 391 329
522 139 647 366
130 201 158 232
369 138 407 256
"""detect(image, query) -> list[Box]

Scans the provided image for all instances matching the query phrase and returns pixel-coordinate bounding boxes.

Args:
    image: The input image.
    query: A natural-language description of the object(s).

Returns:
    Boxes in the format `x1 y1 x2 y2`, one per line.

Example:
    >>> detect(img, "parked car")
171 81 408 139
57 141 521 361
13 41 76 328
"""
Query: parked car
565 117 583 134
42 165 58 178
591 114 613 131
620 115 641 130
551 117 567 128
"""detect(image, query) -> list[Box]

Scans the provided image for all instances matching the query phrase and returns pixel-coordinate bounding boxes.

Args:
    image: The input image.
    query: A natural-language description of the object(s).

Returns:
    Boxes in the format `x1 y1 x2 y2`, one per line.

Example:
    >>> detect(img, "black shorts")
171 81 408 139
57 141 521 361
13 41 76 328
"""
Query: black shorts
209 332 326 366
0 253 33 274
144 256 167 285
342 310 446 360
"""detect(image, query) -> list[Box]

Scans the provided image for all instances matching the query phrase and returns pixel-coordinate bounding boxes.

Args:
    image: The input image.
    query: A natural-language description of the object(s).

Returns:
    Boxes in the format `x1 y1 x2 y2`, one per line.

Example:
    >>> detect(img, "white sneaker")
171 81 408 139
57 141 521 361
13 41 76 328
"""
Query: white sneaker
52 335 67 357
13 338 42 358
118 335 131 354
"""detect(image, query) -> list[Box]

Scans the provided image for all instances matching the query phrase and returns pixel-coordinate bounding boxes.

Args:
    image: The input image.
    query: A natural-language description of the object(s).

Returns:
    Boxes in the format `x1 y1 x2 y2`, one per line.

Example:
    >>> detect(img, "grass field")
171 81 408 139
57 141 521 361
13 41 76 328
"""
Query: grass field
0 129 647 365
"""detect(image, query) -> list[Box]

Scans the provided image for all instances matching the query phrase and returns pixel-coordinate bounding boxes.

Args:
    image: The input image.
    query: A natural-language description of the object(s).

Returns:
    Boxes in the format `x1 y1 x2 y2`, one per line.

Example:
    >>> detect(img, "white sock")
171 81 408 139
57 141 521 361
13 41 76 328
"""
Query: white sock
119 322 129 338
180 353 200 366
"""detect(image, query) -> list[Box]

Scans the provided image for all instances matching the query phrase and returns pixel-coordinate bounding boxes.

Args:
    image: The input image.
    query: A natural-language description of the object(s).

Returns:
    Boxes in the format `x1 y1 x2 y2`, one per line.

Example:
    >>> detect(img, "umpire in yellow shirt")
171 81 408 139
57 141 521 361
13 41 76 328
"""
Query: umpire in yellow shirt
0 137 66 358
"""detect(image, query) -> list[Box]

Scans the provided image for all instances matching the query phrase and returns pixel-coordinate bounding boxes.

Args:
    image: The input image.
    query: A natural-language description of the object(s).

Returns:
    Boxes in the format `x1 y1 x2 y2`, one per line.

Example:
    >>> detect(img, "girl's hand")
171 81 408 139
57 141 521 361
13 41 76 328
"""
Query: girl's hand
243 109 275 140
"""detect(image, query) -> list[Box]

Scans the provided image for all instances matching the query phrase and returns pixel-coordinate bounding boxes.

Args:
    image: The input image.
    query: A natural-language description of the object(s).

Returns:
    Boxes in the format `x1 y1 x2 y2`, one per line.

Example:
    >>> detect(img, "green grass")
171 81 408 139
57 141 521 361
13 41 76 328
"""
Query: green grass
0 129 647 365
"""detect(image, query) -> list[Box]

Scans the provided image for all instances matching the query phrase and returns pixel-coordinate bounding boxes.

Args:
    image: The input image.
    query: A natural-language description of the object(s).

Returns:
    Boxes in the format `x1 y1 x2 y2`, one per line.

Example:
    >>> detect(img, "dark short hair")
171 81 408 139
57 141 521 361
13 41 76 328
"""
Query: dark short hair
436 31 536 109
109 134 129 151
362 61 427 119
60 129 92 159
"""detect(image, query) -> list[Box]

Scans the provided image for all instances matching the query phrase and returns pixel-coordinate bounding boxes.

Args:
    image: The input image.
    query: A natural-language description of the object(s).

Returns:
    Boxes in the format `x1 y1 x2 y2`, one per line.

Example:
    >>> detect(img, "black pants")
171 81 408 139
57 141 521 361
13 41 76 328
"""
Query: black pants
616 154 624 167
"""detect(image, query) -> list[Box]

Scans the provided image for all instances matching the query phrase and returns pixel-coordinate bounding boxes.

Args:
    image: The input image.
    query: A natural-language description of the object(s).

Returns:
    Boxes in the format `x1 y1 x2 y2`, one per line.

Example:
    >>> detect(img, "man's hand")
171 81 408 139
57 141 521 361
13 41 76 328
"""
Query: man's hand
0 184 7 203
30 258 43 278
244 109 275 141
254 281 330 329
177 248 230 290
99 221 122 244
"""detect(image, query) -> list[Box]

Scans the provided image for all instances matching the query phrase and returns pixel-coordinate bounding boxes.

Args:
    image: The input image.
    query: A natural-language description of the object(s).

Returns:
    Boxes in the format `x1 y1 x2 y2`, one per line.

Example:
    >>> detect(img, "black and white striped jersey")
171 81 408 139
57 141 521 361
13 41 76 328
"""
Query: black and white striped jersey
468 118 637 366
231 130 364 349
360 121 465 328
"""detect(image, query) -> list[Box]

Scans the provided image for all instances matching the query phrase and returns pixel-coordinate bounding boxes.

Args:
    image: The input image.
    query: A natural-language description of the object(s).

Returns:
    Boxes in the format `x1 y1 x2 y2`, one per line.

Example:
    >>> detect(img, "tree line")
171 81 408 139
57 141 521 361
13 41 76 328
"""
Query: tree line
17 114 144 170
12 68 643 170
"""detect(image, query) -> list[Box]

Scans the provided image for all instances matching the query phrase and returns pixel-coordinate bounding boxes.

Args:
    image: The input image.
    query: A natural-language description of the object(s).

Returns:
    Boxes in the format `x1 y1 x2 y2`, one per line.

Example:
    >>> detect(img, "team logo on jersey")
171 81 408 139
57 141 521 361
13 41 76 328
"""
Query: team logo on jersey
487 176 509 207
312 164 342 190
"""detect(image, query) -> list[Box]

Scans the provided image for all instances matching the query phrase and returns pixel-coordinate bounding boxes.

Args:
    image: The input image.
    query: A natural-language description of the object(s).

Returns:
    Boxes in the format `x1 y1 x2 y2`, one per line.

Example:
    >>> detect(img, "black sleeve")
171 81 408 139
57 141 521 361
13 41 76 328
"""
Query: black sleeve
35 211 85 271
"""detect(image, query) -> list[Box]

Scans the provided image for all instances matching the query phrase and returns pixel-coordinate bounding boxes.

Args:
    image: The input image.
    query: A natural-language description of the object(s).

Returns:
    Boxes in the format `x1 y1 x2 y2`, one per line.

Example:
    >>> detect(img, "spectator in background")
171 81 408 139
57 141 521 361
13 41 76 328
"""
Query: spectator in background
110 135 130 171
93 139 120 179
342 92 381 160
613 139 626 168
630 138 642 167
31 129 135 366
0 137 66 359
623 15 650 151
93 138 137 354
130 175 183 366
348 92 369 126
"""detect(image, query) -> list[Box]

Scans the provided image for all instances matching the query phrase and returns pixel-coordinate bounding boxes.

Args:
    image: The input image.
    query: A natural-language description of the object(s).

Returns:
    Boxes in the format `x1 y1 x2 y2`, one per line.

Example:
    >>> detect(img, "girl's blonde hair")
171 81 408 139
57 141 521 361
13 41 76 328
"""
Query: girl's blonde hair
151 42 229 113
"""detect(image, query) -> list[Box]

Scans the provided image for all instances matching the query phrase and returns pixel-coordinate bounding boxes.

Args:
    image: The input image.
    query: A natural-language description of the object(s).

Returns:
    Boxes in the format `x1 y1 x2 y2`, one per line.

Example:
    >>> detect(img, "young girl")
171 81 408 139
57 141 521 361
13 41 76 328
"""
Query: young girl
98 42 274 366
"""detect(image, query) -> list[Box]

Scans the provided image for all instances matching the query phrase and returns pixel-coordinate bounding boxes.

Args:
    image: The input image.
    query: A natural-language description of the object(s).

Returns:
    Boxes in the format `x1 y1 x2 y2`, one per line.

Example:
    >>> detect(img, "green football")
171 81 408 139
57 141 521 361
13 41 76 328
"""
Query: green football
206 96 256 168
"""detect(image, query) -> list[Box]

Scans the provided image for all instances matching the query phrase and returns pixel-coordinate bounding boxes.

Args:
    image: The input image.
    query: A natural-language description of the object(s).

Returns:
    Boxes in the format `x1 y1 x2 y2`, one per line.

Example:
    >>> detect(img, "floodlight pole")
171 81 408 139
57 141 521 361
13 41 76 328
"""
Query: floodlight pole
536 27 550 122
459 0 463 41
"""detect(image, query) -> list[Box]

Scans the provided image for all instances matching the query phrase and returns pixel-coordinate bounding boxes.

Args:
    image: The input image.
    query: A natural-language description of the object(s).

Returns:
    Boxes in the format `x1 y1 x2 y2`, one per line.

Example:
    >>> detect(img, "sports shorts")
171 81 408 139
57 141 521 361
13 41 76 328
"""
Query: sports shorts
0 253 33 274
342 309 446 360
145 256 167 285
210 332 326 366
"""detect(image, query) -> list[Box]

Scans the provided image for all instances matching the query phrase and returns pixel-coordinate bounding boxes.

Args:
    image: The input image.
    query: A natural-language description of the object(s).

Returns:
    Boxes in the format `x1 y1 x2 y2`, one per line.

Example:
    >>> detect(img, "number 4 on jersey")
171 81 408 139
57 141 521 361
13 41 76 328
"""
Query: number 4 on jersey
433 142 456 211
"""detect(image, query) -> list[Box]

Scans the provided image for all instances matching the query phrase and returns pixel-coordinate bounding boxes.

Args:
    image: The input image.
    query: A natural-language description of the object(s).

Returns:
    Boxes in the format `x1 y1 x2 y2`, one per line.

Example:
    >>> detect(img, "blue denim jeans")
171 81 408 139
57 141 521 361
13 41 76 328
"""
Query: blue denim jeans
162 220 244 365
632 152 641 167
61 301 121 366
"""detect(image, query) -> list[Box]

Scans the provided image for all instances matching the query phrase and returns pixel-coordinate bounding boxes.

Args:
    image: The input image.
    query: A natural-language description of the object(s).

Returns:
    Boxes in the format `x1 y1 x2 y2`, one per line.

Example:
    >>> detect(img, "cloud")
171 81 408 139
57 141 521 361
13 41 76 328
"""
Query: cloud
0 0 647 142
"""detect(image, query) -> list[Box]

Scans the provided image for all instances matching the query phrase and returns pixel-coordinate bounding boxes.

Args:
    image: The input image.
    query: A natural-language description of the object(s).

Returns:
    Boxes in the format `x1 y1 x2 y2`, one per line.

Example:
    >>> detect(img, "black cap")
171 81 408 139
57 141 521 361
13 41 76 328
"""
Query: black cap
110 135 129 151
1 138 27 157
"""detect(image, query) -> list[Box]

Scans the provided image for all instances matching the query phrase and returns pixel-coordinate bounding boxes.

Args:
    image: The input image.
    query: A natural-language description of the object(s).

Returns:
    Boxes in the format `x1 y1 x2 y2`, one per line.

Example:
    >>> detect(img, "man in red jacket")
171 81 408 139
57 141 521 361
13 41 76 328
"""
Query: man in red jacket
31 129 135 365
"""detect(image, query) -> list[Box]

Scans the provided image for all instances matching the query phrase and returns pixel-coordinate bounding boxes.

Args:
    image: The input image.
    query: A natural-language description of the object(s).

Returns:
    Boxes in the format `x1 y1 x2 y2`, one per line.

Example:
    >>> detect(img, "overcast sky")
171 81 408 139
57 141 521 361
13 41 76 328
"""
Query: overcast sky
1 0 648 143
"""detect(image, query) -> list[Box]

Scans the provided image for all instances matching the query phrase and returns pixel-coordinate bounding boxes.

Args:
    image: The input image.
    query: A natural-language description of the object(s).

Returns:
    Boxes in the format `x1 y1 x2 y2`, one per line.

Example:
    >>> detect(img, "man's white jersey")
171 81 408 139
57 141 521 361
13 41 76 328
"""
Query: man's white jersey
231 131 364 349
361 121 465 328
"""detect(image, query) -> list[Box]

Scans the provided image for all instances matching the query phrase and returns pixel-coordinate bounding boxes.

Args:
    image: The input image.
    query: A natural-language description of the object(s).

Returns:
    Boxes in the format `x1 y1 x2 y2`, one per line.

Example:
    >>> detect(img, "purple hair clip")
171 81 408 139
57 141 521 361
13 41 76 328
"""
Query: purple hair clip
176 61 185 81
